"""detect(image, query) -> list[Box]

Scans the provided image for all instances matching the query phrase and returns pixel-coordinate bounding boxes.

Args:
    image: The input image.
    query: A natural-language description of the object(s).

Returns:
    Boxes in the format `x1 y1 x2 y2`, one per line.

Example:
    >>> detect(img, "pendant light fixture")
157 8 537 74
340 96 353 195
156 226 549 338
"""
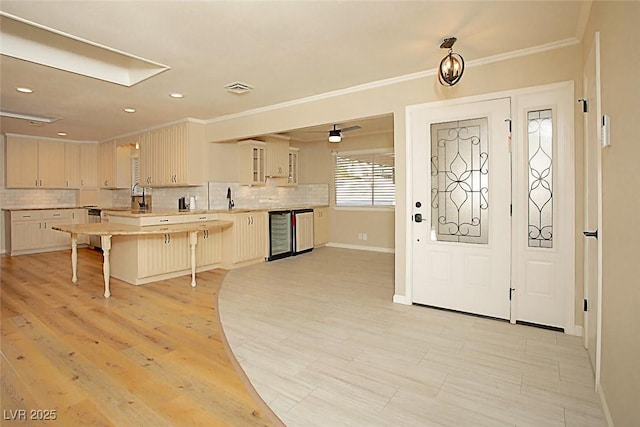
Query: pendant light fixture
438 37 465 86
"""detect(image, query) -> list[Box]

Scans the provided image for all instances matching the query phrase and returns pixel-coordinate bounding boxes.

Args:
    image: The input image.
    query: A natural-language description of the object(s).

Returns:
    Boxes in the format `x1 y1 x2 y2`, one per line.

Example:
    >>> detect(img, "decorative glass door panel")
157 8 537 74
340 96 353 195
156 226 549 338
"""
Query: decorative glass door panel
527 109 553 248
431 118 489 244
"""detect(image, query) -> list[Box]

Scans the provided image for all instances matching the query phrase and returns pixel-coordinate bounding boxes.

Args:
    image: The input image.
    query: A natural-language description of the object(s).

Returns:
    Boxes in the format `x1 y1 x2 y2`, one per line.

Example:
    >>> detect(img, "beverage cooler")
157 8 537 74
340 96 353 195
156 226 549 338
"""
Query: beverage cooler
268 209 314 261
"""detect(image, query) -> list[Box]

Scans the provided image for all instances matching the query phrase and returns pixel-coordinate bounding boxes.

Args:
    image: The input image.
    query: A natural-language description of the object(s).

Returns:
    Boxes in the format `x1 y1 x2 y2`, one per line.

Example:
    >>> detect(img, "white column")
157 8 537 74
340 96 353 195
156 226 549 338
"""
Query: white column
101 235 112 298
71 233 78 284
189 230 198 287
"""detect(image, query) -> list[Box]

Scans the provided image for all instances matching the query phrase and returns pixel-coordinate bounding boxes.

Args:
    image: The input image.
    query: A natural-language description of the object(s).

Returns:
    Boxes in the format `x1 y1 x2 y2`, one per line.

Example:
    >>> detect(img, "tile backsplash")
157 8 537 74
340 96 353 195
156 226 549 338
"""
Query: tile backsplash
208 181 329 210
0 181 329 211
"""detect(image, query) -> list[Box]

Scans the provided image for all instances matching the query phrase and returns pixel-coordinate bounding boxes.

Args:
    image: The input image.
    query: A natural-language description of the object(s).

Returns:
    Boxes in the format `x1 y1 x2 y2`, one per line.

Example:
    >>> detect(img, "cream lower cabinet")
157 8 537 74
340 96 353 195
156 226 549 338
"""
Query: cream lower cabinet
138 233 189 278
218 211 267 267
196 229 223 268
313 207 329 247
5 209 84 255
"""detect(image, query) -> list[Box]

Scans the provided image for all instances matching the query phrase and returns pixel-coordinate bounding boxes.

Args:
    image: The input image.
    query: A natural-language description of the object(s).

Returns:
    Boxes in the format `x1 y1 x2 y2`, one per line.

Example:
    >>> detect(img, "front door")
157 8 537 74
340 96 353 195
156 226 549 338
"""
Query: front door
410 98 512 319
408 84 575 329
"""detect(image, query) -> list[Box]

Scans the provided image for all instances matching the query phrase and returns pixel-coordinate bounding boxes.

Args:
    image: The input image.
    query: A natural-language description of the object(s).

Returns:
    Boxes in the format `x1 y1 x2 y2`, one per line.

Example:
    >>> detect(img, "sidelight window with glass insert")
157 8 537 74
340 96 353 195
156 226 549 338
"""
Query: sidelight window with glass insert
527 109 554 248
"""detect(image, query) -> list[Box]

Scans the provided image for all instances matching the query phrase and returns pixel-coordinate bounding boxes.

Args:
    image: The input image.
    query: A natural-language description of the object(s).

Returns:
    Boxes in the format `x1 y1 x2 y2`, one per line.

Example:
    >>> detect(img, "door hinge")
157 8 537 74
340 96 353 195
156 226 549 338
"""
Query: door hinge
584 298 589 312
510 204 513 217
578 98 588 113
509 288 515 301
505 118 512 133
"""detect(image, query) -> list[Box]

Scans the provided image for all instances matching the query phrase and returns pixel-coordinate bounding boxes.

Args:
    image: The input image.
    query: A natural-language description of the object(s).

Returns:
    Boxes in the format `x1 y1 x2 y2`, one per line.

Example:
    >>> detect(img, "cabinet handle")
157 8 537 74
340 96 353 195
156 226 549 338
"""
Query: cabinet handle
81 179 84 186
199 216 206 220
40 180 42 186
167 234 171 243
35 179 38 186
160 219 169 223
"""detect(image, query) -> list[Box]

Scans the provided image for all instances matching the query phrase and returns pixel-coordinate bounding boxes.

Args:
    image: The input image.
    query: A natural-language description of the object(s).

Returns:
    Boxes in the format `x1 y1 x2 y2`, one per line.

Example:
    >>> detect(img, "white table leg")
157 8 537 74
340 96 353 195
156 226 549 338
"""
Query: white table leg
71 233 78 284
189 231 198 287
101 235 112 298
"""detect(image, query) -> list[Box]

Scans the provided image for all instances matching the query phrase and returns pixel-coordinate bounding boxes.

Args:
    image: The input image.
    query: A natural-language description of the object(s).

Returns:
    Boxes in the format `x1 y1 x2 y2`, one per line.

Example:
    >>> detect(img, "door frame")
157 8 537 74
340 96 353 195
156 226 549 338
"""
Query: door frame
405 81 576 333
583 32 603 386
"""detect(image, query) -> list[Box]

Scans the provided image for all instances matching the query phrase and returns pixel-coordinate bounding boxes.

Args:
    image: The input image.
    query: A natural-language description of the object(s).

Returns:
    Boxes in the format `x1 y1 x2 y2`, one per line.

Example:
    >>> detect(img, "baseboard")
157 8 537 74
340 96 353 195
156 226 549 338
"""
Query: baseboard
326 242 395 254
393 294 412 305
598 384 614 427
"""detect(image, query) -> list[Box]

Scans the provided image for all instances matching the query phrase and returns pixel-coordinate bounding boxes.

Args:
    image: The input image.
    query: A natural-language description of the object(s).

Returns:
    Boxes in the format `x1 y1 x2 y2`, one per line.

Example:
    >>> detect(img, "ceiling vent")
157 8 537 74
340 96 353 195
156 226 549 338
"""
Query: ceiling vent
224 81 254 94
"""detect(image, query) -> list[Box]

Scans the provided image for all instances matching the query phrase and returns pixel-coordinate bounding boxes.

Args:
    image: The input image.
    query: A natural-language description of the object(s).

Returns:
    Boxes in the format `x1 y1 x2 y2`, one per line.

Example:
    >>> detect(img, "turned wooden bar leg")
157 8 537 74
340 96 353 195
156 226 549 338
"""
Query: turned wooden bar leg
101 235 112 298
189 231 198 287
71 233 78 284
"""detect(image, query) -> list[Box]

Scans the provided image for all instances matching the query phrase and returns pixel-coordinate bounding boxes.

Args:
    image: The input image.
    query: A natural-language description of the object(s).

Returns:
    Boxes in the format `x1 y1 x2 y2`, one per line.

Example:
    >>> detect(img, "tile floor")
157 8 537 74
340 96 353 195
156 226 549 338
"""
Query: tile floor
219 247 605 426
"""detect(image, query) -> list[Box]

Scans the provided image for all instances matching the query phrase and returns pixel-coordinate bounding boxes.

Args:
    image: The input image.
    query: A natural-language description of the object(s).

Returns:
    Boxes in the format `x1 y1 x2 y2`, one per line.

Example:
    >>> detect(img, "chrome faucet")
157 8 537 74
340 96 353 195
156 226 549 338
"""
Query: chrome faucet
226 187 234 210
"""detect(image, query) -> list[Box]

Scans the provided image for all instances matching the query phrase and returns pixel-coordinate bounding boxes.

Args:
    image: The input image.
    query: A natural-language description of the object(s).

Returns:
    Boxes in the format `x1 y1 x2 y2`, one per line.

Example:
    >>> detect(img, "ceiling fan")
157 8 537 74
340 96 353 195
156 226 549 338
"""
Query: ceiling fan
305 123 361 142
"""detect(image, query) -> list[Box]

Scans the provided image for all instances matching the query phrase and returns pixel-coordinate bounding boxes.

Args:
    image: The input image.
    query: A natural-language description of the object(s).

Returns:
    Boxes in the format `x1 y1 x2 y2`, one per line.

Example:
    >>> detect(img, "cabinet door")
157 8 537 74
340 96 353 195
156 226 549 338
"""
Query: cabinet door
172 122 189 185
196 229 223 267
165 233 189 273
314 208 329 247
139 235 166 278
99 141 115 188
288 150 298 185
38 141 65 188
266 140 288 177
139 132 153 186
249 212 267 260
72 209 89 245
6 136 39 188
42 218 71 248
11 221 41 251
80 144 98 188
64 143 81 188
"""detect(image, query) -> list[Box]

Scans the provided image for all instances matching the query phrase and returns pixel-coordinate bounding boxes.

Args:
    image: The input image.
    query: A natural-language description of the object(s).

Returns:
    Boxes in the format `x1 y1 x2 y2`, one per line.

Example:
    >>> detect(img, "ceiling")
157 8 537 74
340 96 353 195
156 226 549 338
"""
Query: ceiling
0 1 589 142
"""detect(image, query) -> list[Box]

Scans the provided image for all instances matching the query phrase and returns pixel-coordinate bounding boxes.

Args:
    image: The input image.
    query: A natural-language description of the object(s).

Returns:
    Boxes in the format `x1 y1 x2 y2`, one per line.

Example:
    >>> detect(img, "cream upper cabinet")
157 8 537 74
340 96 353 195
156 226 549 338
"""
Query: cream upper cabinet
313 207 329 247
79 143 98 188
5 136 39 188
237 140 266 186
280 147 299 186
138 122 206 187
64 142 81 188
264 137 289 178
99 140 130 189
38 140 66 188
5 136 66 188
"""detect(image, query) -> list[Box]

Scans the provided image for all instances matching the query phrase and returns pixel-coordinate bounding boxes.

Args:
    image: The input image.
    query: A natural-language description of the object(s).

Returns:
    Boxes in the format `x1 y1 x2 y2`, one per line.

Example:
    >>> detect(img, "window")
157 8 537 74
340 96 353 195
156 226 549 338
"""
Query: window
334 150 395 207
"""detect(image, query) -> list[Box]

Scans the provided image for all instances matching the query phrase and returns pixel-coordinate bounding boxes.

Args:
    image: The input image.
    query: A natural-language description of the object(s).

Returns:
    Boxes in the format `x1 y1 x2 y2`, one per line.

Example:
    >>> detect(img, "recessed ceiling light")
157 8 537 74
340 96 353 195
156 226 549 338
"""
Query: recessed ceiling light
16 87 33 93
123 108 136 113
57 132 67 136
169 93 184 98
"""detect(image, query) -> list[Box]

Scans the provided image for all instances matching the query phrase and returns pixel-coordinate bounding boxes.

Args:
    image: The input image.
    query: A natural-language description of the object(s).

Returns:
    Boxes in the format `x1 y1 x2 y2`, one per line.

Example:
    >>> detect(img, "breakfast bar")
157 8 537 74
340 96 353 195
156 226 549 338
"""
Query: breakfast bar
53 220 233 298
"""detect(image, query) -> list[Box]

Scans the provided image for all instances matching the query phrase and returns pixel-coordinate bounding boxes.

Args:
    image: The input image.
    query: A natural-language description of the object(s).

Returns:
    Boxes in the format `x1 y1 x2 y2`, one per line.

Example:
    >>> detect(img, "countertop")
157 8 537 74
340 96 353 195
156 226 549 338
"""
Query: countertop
103 205 329 217
52 220 233 236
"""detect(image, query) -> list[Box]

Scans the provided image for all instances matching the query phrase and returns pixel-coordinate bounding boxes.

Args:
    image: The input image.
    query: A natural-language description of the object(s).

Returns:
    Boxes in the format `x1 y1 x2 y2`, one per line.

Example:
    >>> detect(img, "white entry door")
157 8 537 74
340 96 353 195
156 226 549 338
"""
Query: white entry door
410 98 512 320
408 84 575 329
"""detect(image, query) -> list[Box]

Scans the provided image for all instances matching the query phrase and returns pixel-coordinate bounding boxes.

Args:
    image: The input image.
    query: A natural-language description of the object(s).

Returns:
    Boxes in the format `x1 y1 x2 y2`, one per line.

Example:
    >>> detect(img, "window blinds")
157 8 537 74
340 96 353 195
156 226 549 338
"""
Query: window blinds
334 151 395 207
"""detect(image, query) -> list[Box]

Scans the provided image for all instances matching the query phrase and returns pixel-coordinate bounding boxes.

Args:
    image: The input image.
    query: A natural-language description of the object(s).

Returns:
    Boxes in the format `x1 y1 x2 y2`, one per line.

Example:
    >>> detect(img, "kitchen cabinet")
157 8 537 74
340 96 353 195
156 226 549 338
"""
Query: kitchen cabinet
237 140 266 186
313 207 329 247
138 233 189 278
138 121 206 187
219 211 267 267
79 143 98 188
196 229 223 268
64 142 81 188
280 147 299 186
265 137 289 178
99 140 130 188
5 136 65 188
5 209 87 255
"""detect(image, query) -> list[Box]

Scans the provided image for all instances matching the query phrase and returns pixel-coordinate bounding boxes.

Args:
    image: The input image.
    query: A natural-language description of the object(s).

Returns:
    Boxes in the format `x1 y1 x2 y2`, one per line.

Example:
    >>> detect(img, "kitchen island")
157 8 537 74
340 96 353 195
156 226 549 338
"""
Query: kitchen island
53 219 232 298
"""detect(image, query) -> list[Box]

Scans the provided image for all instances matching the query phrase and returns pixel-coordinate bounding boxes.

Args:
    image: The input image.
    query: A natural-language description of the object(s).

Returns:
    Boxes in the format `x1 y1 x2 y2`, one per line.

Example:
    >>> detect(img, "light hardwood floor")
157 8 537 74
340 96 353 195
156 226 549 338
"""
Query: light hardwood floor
1 249 279 426
219 247 606 427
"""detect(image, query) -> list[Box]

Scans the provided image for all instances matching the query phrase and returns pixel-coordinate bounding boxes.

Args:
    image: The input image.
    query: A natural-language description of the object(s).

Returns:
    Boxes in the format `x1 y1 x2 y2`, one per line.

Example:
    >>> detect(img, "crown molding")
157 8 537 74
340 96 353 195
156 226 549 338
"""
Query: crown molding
206 37 580 125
